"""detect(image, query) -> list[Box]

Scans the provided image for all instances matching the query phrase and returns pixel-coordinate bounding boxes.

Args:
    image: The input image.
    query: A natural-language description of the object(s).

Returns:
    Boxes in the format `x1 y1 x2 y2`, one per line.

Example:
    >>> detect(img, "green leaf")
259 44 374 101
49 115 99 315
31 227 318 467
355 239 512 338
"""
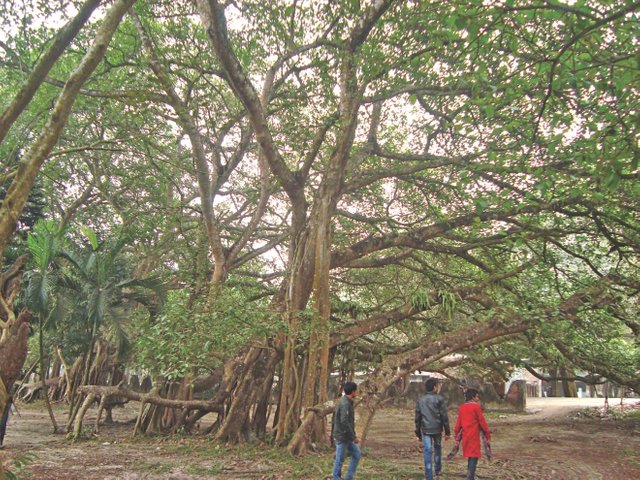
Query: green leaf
475 198 488 212
485 104 495 118
79 226 99 251
603 170 619 190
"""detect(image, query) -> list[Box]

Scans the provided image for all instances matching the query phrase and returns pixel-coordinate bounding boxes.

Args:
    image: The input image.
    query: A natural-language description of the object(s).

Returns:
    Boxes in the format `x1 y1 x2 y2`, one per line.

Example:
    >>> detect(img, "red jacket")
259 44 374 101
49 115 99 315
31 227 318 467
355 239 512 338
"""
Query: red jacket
454 401 491 458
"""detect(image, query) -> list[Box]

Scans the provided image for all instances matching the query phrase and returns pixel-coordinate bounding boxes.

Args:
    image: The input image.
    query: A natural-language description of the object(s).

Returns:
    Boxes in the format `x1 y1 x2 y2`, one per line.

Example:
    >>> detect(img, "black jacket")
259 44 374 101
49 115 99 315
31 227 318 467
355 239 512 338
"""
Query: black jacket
332 395 356 442
415 392 451 438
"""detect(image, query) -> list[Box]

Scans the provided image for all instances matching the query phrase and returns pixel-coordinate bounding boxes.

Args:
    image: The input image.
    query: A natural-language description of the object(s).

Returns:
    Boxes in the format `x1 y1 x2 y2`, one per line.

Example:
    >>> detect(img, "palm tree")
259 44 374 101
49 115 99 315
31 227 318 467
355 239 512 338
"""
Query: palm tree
58 227 165 428
24 220 63 432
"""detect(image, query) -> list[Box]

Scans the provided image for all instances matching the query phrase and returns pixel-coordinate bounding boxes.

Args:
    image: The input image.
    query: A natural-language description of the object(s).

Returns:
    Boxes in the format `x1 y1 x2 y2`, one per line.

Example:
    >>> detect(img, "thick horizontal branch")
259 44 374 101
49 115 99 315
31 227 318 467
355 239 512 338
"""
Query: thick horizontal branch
359 277 615 401
523 364 605 385
78 384 224 413
331 199 581 267
363 84 473 104
330 263 529 347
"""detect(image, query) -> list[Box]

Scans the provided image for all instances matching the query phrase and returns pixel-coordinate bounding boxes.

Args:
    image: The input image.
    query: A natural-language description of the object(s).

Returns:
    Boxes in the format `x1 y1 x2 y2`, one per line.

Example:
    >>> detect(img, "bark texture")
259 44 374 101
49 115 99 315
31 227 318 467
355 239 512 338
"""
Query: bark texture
0 256 30 393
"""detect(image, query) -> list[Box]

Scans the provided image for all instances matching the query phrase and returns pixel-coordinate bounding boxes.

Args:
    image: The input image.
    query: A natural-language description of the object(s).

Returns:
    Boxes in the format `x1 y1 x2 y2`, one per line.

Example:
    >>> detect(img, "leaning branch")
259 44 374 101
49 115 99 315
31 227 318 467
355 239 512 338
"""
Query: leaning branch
77 384 224 412
0 0 102 144
331 198 581 267
0 0 136 265
195 0 302 204
289 277 614 455
72 383 225 439
329 262 530 348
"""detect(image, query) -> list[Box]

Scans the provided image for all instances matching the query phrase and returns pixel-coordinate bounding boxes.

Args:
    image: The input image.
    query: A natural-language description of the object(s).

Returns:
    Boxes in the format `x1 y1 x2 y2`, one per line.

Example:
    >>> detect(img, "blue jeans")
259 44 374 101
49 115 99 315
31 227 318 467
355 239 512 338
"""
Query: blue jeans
422 434 442 480
332 440 361 480
466 457 478 480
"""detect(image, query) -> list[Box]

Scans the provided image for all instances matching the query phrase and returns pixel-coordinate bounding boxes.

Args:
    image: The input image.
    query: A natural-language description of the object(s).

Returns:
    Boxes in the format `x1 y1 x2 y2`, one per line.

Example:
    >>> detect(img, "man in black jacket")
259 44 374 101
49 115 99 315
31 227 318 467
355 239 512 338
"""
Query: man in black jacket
415 378 451 480
332 382 361 480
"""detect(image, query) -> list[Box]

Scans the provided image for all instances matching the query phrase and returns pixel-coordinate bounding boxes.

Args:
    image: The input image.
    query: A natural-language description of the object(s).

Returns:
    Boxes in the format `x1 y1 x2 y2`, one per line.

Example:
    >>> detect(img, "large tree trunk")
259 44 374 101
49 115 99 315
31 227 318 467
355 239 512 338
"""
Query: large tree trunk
303 206 332 409
290 45 362 445
274 77 362 444
560 367 578 398
252 362 277 439
195 0 403 448
300 208 333 446
213 347 278 443
0 256 30 396
0 313 30 395
0 257 30 480
270 226 315 445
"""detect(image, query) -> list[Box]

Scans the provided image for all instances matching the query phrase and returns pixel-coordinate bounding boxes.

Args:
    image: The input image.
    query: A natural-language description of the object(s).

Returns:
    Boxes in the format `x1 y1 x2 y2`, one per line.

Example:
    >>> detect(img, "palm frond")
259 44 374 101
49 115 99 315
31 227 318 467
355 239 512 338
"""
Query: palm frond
85 251 97 278
46 291 69 331
57 271 82 292
24 271 45 313
105 236 129 266
116 277 166 303
59 249 91 280
27 234 48 271
27 224 61 271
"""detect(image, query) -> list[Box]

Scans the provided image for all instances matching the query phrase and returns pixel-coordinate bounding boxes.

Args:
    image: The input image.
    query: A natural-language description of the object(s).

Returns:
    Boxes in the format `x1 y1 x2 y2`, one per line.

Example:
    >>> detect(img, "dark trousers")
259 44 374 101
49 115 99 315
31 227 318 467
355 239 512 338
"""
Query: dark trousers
466 457 478 480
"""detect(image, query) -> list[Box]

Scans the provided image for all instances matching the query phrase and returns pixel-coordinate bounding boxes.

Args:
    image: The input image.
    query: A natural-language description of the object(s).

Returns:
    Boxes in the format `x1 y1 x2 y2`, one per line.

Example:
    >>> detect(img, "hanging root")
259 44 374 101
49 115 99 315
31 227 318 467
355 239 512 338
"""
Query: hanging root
71 393 96 441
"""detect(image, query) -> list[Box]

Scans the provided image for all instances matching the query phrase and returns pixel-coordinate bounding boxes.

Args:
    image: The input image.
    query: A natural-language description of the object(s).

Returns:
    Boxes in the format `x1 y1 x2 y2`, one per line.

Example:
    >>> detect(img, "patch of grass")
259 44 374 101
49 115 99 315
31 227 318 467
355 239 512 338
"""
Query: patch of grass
574 405 640 423
126 439 457 479
235 444 332 478
186 464 221 475
620 447 640 466
134 461 173 474
623 408 640 420
484 409 525 420
357 457 424 479
4 453 36 480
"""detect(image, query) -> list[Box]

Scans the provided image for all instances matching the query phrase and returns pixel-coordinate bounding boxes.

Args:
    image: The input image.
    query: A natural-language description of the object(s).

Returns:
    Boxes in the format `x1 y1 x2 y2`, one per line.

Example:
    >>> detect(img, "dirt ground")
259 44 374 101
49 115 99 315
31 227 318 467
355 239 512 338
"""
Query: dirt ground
1 397 639 479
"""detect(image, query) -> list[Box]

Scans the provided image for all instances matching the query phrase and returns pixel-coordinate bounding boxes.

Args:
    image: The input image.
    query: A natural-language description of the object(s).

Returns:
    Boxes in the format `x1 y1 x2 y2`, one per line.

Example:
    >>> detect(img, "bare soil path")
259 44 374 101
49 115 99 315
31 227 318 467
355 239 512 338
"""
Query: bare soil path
366 397 640 480
1 397 639 479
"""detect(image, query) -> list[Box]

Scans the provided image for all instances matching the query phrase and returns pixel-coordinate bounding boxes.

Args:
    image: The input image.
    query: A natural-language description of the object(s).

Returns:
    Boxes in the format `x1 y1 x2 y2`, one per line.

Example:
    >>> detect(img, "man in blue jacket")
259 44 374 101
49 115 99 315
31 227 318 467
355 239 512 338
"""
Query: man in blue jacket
415 378 451 480
332 382 361 480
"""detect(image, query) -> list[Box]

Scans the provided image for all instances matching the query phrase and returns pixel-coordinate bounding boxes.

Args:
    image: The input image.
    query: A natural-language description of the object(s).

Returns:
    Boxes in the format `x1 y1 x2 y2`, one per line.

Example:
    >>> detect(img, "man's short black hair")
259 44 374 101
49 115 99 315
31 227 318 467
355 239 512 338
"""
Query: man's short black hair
425 378 438 392
344 382 358 395
465 388 479 402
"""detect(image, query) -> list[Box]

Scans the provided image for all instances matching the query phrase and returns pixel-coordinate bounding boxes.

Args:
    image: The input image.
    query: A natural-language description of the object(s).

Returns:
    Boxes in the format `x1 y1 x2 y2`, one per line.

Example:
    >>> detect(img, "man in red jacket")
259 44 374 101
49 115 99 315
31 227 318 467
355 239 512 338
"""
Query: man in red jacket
453 388 491 480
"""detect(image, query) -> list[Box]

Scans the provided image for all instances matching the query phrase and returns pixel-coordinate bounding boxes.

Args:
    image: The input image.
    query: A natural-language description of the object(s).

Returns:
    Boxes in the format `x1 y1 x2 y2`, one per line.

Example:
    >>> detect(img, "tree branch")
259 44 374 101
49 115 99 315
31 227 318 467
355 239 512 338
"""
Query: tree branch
0 0 102 144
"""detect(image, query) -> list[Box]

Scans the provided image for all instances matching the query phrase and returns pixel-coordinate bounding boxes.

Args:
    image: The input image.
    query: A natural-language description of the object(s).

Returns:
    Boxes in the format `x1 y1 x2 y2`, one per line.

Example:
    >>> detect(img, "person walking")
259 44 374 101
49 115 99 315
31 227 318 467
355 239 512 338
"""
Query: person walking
415 378 451 480
332 382 361 480
454 388 491 480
